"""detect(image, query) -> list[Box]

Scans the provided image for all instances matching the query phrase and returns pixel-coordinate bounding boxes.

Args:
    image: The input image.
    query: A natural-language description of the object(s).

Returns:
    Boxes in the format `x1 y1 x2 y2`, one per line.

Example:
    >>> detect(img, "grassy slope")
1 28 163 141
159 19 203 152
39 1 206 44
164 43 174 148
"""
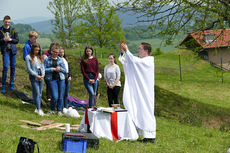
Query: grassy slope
0 46 230 152
127 38 180 53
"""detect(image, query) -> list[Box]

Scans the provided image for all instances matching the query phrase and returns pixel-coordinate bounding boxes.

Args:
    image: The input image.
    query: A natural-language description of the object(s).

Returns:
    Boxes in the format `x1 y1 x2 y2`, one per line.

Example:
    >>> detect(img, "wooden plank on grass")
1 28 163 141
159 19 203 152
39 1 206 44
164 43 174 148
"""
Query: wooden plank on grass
35 123 64 130
55 126 80 130
40 120 54 125
71 124 80 127
20 120 42 126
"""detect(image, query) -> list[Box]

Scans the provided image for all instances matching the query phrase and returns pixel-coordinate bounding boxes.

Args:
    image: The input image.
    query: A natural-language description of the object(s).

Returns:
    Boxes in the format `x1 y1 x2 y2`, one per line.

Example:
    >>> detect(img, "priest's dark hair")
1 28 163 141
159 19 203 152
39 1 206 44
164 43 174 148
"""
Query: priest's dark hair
141 42 152 55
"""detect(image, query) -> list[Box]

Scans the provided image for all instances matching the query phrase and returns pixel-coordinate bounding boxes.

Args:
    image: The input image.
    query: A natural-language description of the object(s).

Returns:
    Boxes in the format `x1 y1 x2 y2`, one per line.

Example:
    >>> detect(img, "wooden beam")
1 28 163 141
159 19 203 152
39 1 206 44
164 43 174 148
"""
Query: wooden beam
34 123 64 131
40 120 54 125
20 120 42 126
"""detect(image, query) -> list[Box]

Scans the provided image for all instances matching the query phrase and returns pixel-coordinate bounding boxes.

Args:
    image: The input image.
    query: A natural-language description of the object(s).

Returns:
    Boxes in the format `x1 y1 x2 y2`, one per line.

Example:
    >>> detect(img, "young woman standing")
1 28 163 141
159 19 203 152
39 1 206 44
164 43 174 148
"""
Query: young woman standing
104 53 121 107
44 45 66 115
59 47 71 109
80 46 99 108
25 43 45 116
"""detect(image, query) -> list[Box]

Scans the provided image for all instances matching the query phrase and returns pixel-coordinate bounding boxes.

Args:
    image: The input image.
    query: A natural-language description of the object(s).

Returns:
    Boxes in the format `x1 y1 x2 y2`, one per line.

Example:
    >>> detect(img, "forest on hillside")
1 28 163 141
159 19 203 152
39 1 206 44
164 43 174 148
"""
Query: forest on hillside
0 20 164 46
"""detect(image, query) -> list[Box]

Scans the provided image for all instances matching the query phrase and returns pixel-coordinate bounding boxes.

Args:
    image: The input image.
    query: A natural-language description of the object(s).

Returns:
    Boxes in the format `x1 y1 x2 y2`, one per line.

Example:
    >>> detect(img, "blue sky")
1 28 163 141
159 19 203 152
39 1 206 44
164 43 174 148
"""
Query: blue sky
0 0 52 20
0 0 123 21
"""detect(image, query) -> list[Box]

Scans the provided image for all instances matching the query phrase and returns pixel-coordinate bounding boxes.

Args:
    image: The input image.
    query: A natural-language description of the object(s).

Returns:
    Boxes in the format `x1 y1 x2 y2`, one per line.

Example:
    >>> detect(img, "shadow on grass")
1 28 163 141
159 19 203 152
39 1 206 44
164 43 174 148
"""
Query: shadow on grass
0 93 35 114
155 85 230 129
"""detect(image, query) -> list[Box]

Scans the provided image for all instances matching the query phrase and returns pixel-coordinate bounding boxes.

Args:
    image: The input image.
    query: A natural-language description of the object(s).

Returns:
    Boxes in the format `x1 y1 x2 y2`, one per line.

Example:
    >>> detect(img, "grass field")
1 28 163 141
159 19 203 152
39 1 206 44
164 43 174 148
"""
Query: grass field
127 38 182 53
1 45 230 153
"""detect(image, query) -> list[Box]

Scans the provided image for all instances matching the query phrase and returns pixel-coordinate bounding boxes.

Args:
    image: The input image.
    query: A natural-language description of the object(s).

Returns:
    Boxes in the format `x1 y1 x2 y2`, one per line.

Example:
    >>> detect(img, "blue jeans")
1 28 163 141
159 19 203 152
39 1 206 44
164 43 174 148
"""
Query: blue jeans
84 73 98 108
64 80 70 108
48 79 65 111
2 51 16 86
29 75 44 110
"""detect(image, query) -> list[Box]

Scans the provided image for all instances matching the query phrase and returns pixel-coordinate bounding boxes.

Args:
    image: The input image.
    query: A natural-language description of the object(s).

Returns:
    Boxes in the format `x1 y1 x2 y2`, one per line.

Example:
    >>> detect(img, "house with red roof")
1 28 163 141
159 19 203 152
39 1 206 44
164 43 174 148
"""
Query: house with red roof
180 29 230 70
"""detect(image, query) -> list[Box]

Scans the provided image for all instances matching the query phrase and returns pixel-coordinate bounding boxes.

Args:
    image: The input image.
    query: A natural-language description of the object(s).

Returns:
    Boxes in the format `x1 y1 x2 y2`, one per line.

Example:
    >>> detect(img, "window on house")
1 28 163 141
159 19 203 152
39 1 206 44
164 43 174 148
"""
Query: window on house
204 34 216 43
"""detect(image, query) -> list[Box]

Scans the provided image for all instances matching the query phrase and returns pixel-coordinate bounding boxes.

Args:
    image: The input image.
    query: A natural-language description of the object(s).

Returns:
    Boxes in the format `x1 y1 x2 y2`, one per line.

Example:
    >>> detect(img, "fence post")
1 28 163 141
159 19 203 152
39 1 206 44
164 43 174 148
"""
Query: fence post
221 57 223 83
179 54 182 81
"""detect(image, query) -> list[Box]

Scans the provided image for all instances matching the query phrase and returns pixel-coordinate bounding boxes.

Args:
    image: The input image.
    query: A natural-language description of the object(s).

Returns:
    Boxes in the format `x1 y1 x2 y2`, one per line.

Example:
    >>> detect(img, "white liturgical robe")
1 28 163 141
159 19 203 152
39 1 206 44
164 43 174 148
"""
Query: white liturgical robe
119 50 156 137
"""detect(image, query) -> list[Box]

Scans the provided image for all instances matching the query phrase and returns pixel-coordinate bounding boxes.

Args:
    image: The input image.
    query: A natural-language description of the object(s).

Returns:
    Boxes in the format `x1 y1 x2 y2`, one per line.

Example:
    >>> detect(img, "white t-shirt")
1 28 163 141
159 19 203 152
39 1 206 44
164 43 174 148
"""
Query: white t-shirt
61 57 69 73
104 64 121 87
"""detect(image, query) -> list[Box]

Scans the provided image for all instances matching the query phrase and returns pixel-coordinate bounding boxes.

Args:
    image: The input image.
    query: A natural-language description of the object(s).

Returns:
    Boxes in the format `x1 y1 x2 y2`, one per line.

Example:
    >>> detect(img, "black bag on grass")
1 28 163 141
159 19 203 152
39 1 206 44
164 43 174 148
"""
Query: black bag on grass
16 137 39 153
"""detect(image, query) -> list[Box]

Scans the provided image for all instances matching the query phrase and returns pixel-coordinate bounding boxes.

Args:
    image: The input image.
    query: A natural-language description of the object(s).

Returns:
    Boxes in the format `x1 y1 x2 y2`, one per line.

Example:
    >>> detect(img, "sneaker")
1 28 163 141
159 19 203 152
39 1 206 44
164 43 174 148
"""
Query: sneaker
34 109 38 113
57 111 63 116
38 109 45 116
1 85 6 94
47 111 55 115
10 84 15 91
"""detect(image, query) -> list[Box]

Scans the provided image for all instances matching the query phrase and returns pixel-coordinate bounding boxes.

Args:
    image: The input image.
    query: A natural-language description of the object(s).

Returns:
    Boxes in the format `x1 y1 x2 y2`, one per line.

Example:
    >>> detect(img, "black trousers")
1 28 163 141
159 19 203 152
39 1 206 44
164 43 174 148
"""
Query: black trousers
107 86 121 107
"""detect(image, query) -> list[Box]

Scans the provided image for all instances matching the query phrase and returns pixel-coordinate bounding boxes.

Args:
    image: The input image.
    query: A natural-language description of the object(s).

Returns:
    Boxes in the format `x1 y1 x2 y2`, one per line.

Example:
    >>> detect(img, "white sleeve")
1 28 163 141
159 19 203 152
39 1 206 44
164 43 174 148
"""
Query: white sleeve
104 65 107 80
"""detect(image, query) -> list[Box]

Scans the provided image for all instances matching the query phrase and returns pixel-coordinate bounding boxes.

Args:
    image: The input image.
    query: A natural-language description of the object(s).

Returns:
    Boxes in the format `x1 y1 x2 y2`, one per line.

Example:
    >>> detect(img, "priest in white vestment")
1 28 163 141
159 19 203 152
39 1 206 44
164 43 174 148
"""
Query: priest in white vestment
119 42 156 143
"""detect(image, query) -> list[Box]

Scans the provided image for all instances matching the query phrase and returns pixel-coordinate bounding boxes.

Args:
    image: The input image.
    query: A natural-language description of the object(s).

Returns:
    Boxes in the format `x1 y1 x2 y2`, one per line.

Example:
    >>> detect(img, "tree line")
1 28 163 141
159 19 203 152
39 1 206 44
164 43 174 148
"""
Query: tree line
0 21 158 48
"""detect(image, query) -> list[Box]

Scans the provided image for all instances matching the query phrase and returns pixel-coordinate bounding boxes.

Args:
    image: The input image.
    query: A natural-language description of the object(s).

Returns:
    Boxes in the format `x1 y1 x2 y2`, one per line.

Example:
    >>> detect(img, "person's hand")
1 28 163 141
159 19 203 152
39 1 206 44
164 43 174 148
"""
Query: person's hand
54 67 61 72
68 77 71 82
4 36 11 42
89 79 95 84
109 85 114 89
56 67 62 72
36 75 43 81
120 43 128 53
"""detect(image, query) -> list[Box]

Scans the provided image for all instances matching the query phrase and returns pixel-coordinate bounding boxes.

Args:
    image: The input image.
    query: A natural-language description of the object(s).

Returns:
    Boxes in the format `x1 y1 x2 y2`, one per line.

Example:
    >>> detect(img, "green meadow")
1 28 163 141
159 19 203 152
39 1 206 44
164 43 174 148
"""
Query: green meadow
0 44 230 153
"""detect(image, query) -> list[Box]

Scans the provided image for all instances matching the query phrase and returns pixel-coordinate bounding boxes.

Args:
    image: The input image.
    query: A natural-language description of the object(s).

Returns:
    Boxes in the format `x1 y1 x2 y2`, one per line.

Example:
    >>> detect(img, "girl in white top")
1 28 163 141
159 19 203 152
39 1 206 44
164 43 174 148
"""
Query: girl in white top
59 47 71 109
104 53 121 107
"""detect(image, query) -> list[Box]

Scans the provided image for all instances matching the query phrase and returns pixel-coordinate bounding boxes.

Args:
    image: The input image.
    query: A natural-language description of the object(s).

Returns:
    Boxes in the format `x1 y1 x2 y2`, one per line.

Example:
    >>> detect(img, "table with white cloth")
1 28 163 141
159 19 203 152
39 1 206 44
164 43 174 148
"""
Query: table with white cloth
78 108 139 141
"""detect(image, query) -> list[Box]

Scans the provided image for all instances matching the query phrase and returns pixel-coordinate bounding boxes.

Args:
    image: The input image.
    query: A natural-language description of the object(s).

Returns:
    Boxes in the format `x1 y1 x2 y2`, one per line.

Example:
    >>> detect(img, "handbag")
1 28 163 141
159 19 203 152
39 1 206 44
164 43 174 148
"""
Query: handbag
16 137 39 153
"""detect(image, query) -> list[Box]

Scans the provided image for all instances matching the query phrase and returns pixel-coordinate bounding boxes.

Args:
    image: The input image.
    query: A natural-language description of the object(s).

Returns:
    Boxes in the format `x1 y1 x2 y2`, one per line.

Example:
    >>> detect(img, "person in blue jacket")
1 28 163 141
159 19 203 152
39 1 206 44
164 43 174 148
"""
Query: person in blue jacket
44 44 66 116
23 31 38 61
0 15 19 93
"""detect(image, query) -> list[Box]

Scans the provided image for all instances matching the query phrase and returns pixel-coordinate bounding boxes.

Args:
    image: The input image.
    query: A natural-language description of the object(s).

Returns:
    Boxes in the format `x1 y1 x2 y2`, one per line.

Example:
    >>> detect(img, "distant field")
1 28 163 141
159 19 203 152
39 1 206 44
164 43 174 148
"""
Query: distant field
127 38 183 53
37 38 52 50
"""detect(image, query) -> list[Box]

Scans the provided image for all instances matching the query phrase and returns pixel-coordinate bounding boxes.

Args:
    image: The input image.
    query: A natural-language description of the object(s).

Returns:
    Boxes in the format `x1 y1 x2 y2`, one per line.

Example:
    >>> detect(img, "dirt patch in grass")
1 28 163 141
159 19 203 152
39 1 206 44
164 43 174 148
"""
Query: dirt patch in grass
203 117 230 129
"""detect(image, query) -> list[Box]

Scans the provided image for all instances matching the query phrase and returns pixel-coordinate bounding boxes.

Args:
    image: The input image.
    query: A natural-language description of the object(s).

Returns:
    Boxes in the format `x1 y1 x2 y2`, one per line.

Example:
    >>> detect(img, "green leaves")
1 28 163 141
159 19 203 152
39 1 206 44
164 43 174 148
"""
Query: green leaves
74 0 125 49
48 0 124 49
118 0 230 43
48 0 84 48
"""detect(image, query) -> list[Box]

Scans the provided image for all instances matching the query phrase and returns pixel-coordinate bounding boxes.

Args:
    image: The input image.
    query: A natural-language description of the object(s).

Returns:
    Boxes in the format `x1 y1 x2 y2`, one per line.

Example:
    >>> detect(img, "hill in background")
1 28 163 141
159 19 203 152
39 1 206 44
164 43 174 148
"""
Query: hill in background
18 9 152 34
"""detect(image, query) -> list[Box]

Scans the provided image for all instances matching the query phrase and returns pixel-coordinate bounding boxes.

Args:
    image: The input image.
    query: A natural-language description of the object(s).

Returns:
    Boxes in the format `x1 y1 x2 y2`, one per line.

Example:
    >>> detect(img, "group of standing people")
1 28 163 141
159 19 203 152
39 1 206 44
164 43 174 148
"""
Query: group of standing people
25 40 71 116
0 15 156 143
0 15 122 116
25 42 121 116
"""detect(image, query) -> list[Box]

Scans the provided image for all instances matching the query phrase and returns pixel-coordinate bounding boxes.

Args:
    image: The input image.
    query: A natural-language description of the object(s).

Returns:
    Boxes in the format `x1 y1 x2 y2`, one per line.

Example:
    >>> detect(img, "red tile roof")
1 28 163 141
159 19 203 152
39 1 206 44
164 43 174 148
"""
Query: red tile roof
180 29 230 49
